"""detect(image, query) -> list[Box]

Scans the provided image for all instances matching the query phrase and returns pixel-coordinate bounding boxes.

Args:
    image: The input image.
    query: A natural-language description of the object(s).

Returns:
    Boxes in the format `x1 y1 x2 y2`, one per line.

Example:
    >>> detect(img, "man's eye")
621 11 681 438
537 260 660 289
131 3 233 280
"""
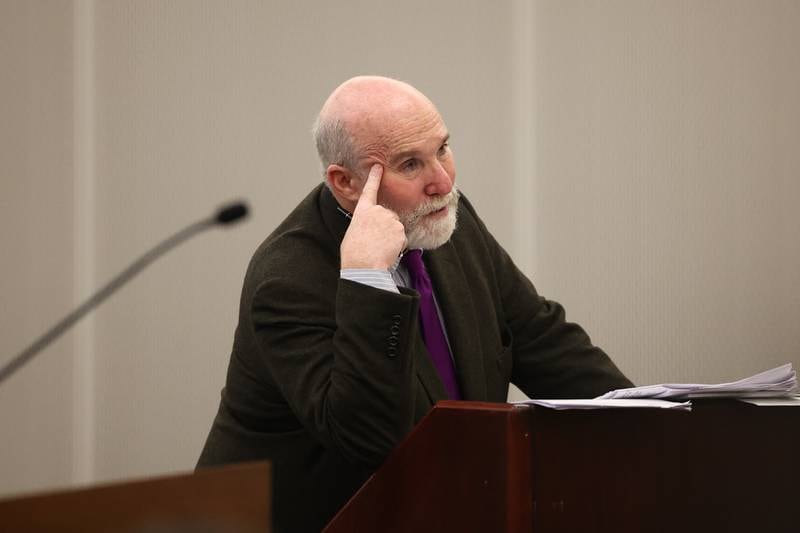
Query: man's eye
401 159 419 172
438 142 450 156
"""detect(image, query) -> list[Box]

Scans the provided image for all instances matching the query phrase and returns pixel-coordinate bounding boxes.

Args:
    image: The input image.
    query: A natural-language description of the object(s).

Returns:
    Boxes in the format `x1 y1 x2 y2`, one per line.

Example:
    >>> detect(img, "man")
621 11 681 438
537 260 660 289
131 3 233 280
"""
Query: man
198 76 632 532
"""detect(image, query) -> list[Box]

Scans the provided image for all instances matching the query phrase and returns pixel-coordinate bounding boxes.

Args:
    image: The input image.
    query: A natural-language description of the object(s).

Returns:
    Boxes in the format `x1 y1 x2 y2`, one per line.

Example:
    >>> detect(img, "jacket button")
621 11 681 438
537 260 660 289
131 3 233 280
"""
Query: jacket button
387 335 398 347
387 346 397 357
390 325 400 335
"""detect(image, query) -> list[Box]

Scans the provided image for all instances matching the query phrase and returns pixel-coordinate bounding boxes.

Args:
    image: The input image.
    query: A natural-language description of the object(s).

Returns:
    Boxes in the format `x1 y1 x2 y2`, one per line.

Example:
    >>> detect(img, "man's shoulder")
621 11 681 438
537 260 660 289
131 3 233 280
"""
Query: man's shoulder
243 184 343 293
451 191 493 247
443 191 515 282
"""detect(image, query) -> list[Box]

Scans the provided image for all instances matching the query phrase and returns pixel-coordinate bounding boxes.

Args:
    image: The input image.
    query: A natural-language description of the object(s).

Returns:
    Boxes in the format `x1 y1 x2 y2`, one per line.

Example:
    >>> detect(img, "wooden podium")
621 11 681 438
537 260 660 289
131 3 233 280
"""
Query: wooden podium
324 400 799 533
1 402 796 532
0 461 271 532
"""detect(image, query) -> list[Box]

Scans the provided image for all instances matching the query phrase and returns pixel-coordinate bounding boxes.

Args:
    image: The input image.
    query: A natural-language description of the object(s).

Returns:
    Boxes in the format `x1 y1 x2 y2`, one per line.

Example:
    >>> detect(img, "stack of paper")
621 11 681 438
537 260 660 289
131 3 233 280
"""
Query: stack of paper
512 398 691 410
596 363 797 401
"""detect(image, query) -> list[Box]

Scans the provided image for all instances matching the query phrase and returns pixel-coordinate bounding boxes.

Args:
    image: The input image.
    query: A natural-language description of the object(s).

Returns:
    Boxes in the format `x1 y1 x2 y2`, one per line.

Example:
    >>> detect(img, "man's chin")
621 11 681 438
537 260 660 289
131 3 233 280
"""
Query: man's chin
406 210 458 250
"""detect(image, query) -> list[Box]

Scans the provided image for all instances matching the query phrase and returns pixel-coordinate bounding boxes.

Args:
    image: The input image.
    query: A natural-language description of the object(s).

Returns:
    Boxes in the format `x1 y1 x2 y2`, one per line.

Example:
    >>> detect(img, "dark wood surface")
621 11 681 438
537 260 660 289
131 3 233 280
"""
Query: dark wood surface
324 400 800 533
324 402 533 533
0 461 271 533
528 400 800 532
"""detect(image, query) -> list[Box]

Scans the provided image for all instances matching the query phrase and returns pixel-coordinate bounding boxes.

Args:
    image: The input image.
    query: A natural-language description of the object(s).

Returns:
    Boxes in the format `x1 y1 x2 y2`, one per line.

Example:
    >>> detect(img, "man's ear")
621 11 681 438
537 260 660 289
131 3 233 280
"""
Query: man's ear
326 164 362 207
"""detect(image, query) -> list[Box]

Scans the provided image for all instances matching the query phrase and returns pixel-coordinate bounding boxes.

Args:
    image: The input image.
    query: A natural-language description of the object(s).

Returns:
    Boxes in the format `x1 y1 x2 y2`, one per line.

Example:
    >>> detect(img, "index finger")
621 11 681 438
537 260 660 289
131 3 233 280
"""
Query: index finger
357 164 383 207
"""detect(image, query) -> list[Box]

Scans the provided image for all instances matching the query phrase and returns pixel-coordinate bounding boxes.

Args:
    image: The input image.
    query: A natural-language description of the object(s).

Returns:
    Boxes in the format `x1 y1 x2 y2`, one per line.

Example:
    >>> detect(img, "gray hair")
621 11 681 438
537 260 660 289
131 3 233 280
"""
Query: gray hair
311 115 359 178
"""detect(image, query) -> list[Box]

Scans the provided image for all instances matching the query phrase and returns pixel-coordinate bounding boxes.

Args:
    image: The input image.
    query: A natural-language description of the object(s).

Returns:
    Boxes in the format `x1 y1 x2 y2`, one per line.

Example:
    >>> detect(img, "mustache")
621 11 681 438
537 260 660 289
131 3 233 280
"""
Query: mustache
403 187 460 222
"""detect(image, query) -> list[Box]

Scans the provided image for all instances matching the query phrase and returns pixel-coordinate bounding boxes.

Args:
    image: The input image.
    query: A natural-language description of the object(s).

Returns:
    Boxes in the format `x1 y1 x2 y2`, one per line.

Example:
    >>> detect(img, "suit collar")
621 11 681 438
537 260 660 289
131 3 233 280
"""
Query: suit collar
319 185 351 246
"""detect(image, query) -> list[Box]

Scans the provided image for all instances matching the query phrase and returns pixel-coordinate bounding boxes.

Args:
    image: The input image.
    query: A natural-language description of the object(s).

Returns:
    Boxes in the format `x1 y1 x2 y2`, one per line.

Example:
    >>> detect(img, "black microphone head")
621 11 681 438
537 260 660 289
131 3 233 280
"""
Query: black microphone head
215 202 249 225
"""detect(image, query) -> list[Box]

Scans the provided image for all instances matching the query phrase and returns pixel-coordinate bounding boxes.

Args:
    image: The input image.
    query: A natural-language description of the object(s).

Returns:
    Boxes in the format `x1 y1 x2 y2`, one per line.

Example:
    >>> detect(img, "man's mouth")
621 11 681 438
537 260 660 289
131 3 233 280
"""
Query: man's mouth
426 205 448 218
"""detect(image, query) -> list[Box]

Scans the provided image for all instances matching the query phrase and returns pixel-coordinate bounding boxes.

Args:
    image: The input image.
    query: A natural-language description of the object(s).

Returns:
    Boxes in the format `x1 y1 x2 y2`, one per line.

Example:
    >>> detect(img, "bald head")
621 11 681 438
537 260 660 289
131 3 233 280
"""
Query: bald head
319 76 434 131
313 76 442 177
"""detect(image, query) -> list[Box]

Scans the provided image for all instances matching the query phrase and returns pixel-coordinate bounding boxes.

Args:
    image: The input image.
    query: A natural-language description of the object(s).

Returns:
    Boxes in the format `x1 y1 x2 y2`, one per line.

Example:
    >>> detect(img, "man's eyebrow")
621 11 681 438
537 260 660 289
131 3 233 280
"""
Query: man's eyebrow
389 133 451 165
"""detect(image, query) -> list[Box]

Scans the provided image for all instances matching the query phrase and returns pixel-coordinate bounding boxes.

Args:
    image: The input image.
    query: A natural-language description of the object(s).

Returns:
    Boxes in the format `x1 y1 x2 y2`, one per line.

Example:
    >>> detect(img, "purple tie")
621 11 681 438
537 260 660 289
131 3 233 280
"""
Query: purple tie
402 250 461 400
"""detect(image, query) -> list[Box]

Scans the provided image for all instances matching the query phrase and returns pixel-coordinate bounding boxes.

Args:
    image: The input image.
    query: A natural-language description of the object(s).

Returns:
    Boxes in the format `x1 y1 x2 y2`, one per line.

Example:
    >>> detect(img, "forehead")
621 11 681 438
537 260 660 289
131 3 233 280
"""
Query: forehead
352 100 448 163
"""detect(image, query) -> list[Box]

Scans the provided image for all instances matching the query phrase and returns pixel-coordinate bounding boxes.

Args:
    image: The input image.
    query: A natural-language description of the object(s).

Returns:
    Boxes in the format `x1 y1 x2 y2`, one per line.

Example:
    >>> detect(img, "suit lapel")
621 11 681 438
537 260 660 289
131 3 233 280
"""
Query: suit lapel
425 241 488 401
409 323 449 404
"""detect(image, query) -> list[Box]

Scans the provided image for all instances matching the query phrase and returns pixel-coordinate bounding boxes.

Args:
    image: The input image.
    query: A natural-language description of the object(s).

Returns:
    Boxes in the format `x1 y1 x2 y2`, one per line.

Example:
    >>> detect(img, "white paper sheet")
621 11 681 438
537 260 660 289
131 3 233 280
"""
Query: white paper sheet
597 363 797 401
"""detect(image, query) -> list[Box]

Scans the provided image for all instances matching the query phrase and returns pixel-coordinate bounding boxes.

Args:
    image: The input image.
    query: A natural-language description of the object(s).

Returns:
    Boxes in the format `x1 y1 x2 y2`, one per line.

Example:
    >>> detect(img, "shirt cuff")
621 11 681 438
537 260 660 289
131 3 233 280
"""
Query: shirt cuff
340 269 399 294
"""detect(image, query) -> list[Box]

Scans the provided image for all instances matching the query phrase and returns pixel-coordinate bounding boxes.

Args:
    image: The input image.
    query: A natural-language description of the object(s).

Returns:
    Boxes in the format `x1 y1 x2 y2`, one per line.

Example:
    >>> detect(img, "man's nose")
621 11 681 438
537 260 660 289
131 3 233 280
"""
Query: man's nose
424 160 453 196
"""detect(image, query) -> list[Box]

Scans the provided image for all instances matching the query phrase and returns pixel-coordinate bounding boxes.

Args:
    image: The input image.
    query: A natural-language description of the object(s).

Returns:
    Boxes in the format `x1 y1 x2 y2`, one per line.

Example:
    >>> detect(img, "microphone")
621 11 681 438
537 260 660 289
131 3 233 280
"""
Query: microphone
215 203 248 225
0 201 250 386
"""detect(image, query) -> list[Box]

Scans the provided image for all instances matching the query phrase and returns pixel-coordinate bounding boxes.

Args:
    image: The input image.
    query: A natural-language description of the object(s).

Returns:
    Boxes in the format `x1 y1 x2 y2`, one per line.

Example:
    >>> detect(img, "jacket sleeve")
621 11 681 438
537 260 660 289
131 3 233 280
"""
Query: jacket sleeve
247 268 421 467
461 197 634 399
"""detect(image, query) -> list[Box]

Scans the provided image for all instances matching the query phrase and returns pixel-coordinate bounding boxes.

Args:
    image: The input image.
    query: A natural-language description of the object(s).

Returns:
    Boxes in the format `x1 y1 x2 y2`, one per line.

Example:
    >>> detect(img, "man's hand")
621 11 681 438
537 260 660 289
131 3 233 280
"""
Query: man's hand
340 164 407 270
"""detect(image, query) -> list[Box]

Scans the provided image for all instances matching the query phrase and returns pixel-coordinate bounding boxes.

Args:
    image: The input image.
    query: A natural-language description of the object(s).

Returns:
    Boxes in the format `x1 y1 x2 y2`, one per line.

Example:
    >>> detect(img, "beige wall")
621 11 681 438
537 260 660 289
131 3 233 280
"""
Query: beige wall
530 0 800 385
0 0 77 495
1 0 798 497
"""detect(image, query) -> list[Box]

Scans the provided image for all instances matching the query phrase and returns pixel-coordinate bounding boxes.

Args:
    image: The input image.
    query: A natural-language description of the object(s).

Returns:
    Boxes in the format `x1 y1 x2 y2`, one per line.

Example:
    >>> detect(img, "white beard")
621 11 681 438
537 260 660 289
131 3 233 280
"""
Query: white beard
398 186 460 250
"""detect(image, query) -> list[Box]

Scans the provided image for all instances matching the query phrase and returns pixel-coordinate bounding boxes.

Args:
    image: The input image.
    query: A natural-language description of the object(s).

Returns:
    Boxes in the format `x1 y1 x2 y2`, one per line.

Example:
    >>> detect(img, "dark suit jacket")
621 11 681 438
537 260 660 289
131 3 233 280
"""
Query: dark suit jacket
198 184 632 532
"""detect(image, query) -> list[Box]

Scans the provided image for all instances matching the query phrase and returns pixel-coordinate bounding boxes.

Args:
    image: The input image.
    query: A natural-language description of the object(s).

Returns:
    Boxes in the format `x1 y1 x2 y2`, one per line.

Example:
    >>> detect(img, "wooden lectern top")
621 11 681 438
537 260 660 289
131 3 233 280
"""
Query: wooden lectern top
0 461 271 533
